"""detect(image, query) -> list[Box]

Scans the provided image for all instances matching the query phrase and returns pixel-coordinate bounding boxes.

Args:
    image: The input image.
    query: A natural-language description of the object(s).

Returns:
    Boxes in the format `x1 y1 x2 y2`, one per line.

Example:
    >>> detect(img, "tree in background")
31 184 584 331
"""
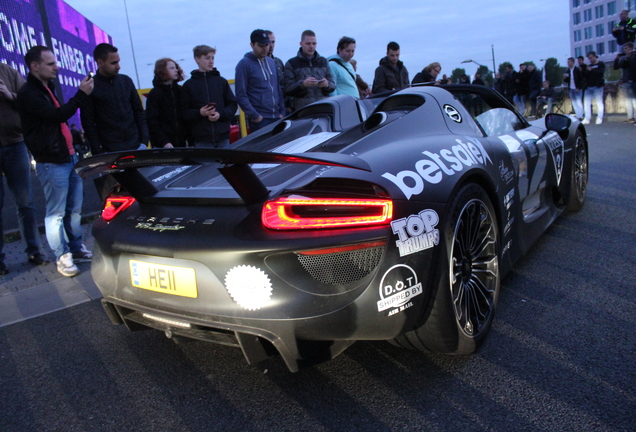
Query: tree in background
543 57 564 87
499 62 513 75
476 65 493 87
451 68 466 84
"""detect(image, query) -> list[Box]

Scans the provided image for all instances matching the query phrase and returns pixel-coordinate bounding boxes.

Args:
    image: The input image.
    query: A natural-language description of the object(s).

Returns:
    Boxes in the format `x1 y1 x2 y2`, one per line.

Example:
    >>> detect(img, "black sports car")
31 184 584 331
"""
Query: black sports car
77 85 588 372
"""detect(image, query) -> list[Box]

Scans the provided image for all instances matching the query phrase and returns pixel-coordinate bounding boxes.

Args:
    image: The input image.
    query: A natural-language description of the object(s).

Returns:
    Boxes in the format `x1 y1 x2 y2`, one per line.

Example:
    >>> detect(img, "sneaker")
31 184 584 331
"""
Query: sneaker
622 118 634 123
581 119 590 124
595 118 603 125
0 261 8 276
57 252 80 277
72 244 92 262
28 253 50 266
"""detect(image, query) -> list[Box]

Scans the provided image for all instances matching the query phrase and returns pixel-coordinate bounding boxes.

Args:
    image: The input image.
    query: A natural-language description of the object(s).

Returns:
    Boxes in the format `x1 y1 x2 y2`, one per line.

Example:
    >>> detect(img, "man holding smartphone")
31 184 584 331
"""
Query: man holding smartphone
182 45 237 148
17 46 94 277
283 30 335 110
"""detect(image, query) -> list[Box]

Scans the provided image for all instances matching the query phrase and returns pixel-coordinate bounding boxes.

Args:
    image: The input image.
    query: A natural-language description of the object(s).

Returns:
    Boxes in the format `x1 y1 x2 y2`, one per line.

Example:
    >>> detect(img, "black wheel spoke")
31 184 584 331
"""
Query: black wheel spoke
450 195 499 339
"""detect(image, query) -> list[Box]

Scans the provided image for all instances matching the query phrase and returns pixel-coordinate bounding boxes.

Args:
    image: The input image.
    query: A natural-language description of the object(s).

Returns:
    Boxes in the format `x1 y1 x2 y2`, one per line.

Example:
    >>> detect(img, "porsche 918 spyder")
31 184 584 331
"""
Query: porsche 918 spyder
76 84 588 372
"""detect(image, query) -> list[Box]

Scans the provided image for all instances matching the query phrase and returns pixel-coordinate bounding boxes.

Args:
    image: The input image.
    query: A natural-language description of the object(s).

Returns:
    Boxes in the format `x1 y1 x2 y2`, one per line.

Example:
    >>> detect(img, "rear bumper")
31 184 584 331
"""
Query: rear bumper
100 297 358 372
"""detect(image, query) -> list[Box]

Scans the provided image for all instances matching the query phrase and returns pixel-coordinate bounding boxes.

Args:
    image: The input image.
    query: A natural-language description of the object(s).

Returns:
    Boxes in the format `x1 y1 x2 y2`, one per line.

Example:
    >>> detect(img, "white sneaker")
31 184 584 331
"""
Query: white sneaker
72 244 92 262
57 252 80 277
581 119 590 124
595 118 603 124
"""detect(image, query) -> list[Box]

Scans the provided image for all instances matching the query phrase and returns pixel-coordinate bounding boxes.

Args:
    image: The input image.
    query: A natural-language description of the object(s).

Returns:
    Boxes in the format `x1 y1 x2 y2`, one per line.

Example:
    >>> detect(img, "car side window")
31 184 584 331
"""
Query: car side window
475 108 525 137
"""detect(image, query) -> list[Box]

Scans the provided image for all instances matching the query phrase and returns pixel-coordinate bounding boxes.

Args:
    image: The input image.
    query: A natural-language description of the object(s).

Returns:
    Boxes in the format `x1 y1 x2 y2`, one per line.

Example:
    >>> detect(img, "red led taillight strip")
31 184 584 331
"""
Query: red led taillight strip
102 196 136 221
262 197 392 230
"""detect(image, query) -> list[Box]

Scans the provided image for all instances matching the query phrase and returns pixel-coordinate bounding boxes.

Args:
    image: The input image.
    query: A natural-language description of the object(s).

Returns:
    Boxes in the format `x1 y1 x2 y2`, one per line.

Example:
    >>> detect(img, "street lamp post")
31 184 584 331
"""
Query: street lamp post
461 45 497 81
123 0 141 89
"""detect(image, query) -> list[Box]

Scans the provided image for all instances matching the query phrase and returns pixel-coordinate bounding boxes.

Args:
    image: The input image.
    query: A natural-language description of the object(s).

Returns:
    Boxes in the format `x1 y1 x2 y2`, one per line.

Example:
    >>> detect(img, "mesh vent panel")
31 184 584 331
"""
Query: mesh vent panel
296 246 384 285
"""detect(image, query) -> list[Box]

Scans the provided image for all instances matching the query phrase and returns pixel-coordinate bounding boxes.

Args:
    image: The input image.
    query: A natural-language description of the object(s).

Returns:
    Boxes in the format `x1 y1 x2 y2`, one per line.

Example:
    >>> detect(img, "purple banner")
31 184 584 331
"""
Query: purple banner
1 0 112 125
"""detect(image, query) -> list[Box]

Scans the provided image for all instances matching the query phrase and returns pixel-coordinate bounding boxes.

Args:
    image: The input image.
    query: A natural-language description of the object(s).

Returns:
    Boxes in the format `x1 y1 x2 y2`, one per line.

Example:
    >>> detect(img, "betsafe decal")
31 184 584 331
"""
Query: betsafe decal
382 137 493 199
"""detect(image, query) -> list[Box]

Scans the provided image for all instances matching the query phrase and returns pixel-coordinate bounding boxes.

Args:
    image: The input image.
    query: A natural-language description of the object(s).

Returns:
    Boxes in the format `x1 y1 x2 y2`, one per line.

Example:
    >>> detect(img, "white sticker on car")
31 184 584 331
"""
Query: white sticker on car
391 209 440 257
377 264 423 315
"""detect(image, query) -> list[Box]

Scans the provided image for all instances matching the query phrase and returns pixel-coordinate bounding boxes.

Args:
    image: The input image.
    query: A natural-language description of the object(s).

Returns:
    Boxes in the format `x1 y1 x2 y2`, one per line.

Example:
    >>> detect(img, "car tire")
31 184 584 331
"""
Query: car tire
564 130 588 212
392 183 500 354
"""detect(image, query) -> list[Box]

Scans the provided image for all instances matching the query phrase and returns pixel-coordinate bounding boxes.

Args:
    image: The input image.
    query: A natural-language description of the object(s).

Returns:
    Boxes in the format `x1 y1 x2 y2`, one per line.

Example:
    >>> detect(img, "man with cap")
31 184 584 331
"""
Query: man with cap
235 29 286 132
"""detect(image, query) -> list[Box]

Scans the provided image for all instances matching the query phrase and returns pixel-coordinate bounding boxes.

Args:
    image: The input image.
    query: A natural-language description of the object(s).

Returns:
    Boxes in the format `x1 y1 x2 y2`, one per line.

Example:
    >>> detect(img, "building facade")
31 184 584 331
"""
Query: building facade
570 0 635 62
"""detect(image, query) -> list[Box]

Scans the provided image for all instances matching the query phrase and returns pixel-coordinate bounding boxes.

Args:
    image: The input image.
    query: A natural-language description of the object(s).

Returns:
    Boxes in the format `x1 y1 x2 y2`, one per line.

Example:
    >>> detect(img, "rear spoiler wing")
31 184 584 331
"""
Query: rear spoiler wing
75 148 371 205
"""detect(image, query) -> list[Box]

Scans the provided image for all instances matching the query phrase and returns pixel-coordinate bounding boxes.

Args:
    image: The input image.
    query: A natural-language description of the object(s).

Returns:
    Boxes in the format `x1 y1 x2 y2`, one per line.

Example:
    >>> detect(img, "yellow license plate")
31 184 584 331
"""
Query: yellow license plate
130 260 198 298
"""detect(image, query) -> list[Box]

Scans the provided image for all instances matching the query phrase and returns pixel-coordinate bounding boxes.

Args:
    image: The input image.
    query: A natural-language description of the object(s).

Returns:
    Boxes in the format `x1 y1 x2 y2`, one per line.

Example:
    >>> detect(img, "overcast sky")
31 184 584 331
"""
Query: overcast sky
64 0 571 89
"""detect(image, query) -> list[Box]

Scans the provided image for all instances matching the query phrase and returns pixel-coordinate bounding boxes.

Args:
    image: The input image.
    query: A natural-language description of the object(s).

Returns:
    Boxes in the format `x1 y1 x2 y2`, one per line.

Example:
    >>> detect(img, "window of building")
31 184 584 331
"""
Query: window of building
596 42 605 56
584 9 593 22
574 29 582 42
608 20 617 33
583 0 591 4
575 47 583 58
573 12 581 25
573 0 581 7
585 27 593 39
585 44 593 55
608 40 618 53
596 23 605 36
595 5 604 19
607 1 617 15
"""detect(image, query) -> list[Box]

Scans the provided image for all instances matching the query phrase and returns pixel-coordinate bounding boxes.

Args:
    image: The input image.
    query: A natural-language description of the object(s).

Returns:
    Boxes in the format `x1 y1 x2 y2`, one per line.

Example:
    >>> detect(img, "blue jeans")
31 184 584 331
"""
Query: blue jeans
622 82 636 119
584 86 604 121
0 142 42 260
35 154 83 259
569 88 584 118
513 94 527 115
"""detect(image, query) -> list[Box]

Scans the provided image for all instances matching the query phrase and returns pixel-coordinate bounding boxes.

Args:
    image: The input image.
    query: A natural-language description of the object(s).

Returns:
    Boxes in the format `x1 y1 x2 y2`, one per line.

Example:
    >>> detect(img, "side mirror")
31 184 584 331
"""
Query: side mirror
545 113 571 132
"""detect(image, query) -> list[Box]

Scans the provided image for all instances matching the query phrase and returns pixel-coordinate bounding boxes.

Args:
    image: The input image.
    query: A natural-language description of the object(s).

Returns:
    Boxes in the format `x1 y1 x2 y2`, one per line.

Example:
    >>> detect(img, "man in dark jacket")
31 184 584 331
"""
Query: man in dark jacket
235 30 286 132
582 51 606 124
513 64 530 115
283 30 335 110
612 10 636 47
372 41 409 94
80 43 148 154
564 57 584 119
182 45 238 148
17 45 93 277
614 42 636 122
502 65 516 103
527 63 542 117
0 62 49 274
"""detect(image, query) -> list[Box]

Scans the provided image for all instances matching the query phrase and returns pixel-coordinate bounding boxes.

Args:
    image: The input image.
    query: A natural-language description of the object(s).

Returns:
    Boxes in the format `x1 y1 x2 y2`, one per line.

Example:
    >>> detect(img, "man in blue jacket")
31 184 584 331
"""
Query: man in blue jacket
235 30 286 133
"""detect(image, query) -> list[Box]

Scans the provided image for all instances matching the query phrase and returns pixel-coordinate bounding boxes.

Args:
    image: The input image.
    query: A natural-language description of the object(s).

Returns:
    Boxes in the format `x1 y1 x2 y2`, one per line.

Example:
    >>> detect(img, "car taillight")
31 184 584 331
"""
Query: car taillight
102 196 136 221
262 196 393 230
